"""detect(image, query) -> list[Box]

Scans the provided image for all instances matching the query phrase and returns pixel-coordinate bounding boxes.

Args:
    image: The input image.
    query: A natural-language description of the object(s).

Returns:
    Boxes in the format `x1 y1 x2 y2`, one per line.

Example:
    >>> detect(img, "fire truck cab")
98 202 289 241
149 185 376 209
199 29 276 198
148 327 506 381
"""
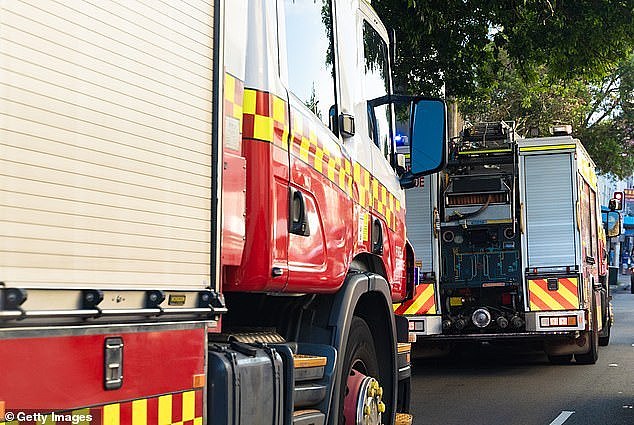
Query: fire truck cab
0 1 446 424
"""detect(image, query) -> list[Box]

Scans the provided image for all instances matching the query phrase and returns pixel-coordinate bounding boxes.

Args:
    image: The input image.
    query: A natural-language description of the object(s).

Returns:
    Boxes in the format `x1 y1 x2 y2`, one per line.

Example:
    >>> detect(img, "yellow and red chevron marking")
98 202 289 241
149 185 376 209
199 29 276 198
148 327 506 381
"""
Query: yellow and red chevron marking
242 89 289 150
240 87 402 230
393 283 437 315
290 108 354 198
288 109 401 230
528 277 579 311
372 179 400 230
0 390 203 425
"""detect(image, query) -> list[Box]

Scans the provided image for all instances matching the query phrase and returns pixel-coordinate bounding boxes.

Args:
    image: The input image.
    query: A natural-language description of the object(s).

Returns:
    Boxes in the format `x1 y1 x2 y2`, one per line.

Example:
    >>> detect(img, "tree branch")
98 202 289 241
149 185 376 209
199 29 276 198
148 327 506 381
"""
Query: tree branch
583 74 620 127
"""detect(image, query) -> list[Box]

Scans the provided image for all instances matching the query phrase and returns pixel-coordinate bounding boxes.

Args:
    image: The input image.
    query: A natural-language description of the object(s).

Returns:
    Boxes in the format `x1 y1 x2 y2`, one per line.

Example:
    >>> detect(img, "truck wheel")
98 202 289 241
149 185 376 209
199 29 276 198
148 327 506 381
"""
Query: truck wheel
340 316 385 425
575 298 599 364
547 354 572 365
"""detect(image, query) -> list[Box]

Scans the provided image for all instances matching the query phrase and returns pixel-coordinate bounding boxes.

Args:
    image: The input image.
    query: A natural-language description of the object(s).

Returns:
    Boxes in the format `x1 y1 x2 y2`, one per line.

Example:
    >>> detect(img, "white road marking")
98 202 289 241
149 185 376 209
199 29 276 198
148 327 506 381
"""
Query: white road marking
549 411 575 425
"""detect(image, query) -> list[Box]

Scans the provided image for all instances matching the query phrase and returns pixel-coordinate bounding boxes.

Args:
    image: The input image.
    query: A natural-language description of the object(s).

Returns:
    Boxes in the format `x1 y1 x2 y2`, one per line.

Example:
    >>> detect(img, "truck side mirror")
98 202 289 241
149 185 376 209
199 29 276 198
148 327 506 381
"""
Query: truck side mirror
606 211 621 238
400 98 447 188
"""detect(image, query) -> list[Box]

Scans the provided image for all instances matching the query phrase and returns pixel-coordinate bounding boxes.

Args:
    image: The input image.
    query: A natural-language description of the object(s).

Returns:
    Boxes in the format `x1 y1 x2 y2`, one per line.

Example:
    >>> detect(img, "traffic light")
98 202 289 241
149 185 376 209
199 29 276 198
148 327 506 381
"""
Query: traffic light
609 191 624 211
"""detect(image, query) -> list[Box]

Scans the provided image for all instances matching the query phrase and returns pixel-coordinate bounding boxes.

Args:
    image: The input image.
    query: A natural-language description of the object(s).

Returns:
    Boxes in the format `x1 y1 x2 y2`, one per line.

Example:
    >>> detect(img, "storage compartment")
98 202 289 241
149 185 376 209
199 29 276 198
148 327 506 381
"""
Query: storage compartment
208 341 284 425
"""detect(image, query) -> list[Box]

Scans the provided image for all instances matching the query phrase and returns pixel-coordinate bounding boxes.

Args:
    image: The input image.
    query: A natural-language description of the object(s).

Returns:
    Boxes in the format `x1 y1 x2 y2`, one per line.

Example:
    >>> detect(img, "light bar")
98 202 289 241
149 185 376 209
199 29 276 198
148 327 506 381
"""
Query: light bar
540 315 578 328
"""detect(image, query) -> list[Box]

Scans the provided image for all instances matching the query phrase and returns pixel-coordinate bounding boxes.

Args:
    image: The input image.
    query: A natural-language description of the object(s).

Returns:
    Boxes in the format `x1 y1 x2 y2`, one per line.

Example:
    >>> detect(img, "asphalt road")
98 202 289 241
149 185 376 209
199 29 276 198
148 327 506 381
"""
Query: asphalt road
408 280 634 425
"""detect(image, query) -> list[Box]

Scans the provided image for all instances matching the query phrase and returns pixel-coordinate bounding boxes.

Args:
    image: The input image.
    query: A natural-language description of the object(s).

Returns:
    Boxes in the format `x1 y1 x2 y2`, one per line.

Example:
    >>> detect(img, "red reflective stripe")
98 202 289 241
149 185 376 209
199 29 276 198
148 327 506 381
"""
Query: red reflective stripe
414 284 427 297
172 391 183 424
242 113 256 139
147 395 159 425
546 288 577 310
394 300 413 315
559 278 578 295
530 279 577 310
534 279 548 290
415 295 436 315
255 91 270 116
120 400 132 424
529 283 551 311
195 388 204 418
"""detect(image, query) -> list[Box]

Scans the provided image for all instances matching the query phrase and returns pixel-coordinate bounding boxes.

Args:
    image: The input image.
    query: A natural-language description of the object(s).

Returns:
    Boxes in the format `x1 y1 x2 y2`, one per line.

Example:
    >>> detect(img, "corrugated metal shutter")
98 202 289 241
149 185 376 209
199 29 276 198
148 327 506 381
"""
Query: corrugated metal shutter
406 175 434 271
0 0 214 289
524 154 577 267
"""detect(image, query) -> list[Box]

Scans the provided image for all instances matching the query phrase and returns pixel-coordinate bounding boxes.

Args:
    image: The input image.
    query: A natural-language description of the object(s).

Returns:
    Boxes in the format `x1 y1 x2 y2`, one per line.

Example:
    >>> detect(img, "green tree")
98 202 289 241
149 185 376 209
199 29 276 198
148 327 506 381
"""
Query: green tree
460 55 634 178
373 0 634 98
372 0 634 176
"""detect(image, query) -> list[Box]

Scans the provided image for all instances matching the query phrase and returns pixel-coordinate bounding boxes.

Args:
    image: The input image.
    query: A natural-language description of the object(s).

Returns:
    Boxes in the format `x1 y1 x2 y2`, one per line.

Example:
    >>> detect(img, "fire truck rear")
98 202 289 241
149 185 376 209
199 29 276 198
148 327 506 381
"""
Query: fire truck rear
399 122 614 364
0 0 446 424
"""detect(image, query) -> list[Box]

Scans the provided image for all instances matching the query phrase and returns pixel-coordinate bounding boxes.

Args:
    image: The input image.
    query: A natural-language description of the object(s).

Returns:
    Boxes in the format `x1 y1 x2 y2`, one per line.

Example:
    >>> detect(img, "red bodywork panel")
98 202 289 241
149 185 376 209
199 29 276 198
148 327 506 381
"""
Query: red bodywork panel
221 85 407 298
0 327 205 410
221 152 247 266
286 102 353 292
223 88 291 292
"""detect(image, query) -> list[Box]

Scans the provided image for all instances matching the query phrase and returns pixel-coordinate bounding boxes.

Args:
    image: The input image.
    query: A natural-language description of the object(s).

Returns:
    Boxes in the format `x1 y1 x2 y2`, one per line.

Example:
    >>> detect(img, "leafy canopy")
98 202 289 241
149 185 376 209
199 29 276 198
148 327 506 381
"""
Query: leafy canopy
372 0 634 176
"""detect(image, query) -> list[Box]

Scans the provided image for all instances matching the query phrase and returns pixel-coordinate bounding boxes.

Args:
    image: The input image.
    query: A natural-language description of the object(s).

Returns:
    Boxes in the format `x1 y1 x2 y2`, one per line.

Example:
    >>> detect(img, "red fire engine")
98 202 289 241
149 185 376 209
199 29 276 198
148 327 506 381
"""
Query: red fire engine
0 1 446 424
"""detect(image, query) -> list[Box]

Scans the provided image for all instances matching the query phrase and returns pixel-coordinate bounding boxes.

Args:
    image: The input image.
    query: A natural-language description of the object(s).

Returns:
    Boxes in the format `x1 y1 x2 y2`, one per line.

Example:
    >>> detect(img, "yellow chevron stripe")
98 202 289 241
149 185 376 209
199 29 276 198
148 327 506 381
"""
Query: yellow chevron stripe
224 73 236 103
528 279 579 310
404 284 435 315
557 284 579 307
103 404 120 425
158 395 172 425
132 399 147 425
529 283 567 310
520 144 576 152
182 391 195 422
242 89 256 115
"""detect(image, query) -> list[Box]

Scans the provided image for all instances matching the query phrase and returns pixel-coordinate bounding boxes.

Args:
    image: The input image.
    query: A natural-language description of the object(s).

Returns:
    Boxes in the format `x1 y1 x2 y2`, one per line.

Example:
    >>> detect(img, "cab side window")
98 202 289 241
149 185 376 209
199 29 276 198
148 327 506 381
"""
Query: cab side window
284 0 336 130
363 20 391 159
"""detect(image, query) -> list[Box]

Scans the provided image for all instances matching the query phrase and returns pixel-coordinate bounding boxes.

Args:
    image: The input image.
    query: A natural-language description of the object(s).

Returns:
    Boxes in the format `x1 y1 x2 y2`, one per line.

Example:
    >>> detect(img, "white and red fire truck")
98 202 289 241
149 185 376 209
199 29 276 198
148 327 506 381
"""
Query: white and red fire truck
0 1 446 424
395 123 617 364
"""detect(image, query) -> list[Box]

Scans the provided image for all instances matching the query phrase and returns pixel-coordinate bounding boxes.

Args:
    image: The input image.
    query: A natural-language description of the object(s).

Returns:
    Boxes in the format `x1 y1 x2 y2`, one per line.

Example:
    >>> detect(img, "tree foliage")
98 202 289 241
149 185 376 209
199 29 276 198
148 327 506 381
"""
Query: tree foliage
374 0 634 97
460 55 634 178
372 0 634 176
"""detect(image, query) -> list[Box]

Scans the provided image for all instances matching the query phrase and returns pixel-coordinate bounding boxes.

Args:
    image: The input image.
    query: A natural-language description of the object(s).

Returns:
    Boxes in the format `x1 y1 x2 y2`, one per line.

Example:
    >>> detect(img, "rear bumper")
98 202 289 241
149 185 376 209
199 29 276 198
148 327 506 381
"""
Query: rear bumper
405 315 442 340
525 309 586 332
414 331 578 342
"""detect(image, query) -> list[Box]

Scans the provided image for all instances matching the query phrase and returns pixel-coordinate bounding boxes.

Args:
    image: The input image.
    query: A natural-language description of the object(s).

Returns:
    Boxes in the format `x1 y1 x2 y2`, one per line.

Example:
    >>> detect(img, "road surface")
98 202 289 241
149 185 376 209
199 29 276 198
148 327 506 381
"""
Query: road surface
409 279 634 425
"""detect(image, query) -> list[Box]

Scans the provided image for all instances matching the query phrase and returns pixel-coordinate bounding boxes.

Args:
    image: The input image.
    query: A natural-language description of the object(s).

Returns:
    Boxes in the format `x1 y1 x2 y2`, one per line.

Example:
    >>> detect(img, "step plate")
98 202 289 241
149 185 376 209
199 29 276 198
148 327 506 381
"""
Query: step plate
294 354 327 368
395 413 413 425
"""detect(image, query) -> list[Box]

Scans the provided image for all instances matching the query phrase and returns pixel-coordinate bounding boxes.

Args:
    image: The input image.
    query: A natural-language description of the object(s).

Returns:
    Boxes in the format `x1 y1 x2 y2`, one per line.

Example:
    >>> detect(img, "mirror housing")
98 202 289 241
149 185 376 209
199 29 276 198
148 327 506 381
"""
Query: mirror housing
399 98 447 188
606 210 621 238
339 113 355 138
366 95 447 188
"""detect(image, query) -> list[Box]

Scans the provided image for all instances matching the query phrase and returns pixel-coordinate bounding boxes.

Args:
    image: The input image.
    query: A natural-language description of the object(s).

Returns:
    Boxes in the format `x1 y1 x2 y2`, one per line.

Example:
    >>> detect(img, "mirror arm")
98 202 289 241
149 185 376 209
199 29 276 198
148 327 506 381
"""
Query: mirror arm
399 171 415 189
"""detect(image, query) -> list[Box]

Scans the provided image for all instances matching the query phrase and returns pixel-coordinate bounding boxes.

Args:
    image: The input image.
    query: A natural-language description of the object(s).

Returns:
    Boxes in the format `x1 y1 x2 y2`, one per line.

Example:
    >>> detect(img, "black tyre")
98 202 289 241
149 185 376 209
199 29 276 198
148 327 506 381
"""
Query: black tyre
339 316 380 424
548 354 573 365
575 297 599 364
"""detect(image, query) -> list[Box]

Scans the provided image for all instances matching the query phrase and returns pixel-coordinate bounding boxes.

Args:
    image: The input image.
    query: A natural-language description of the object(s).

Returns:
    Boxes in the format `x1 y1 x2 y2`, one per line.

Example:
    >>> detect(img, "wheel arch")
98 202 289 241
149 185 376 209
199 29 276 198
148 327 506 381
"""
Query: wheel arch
325 271 398 425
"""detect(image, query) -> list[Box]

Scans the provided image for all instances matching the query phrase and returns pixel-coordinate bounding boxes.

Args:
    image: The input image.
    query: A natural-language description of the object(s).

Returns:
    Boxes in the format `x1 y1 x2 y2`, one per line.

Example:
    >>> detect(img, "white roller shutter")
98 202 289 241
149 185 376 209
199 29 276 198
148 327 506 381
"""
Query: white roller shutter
0 0 215 289
405 175 435 271
523 154 577 267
